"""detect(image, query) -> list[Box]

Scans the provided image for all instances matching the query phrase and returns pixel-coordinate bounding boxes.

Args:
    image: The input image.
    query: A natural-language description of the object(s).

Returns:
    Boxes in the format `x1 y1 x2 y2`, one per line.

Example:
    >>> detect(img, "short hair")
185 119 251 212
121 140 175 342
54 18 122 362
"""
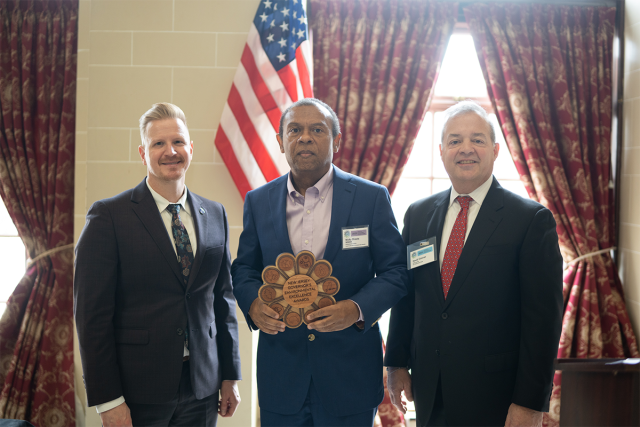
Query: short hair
440 100 496 145
279 98 340 139
139 102 188 146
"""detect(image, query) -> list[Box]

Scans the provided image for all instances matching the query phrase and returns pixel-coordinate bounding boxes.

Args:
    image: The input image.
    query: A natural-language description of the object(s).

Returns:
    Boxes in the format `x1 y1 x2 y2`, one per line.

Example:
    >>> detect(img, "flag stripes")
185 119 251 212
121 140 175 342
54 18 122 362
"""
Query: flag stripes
214 0 312 200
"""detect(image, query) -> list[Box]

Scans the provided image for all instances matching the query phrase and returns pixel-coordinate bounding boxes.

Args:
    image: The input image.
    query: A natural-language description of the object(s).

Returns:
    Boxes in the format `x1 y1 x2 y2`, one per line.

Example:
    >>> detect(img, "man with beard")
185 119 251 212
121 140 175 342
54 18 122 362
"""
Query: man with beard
75 103 242 426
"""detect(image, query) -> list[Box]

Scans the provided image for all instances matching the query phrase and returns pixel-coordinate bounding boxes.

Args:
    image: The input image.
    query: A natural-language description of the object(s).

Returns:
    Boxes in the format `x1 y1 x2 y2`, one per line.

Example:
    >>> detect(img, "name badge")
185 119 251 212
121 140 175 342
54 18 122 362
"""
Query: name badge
407 236 437 270
342 225 369 250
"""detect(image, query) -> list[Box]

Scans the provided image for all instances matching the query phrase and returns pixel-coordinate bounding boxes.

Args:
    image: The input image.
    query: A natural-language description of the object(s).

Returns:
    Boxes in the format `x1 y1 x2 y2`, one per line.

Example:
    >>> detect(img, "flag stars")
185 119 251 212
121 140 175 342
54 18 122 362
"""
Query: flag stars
256 1 308 70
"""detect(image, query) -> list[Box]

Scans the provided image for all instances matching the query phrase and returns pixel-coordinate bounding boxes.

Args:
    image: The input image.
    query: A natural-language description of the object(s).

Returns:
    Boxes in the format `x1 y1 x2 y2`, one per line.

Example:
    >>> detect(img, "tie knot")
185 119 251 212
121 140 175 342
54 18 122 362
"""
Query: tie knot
456 196 473 210
167 204 181 215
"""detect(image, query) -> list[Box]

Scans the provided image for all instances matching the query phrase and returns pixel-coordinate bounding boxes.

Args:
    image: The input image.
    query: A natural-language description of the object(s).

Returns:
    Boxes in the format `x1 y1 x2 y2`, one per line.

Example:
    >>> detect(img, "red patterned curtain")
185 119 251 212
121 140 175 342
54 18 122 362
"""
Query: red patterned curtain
465 4 638 426
0 0 77 425
310 0 457 195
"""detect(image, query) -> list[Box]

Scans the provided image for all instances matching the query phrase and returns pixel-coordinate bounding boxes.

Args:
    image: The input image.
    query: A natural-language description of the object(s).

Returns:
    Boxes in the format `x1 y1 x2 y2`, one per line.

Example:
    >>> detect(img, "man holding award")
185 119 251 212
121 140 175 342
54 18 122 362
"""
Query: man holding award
232 98 409 426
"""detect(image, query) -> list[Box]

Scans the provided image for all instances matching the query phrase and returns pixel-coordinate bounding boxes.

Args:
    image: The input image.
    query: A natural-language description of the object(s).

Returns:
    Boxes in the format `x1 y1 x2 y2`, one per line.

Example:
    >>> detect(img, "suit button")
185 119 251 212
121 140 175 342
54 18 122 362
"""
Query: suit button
177 328 184 336
441 313 448 320
308 334 315 341
436 350 440 355
186 293 191 299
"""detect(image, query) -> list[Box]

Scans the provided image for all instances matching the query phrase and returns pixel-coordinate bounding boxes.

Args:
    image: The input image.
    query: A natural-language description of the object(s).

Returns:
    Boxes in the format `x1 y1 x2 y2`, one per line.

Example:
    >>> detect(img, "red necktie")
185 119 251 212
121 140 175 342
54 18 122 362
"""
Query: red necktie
441 196 473 299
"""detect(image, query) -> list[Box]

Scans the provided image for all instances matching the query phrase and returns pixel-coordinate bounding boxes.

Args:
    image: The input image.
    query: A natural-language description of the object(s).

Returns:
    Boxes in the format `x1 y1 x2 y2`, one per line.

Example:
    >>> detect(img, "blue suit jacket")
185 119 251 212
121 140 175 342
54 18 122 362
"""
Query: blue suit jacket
232 167 409 416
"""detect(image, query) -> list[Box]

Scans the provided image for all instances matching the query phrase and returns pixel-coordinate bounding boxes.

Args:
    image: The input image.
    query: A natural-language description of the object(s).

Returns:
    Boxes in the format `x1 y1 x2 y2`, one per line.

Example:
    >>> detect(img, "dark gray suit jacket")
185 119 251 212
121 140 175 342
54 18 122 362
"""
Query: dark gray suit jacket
74 178 241 406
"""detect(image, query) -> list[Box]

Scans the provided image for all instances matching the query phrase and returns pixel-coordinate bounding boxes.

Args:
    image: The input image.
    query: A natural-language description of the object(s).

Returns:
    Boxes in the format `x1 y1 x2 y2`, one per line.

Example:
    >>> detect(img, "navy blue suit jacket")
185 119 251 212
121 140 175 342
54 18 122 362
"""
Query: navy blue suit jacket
74 178 241 406
232 167 409 416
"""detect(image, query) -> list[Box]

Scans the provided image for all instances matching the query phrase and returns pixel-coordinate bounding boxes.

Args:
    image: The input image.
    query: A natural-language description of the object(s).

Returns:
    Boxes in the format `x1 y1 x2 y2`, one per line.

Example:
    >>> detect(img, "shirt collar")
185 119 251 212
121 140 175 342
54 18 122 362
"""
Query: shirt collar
448 175 494 208
146 179 191 215
287 164 334 202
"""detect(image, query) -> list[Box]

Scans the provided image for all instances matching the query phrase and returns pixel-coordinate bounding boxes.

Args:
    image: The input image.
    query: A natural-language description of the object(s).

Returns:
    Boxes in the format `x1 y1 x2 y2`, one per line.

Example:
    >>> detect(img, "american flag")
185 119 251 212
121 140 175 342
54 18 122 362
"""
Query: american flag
215 0 313 199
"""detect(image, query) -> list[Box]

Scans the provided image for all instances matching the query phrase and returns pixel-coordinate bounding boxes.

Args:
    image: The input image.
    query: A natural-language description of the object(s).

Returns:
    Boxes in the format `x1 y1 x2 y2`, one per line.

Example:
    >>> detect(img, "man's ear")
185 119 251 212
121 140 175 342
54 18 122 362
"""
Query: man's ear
138 145 147 165
333 133 342 153
276 134 285 153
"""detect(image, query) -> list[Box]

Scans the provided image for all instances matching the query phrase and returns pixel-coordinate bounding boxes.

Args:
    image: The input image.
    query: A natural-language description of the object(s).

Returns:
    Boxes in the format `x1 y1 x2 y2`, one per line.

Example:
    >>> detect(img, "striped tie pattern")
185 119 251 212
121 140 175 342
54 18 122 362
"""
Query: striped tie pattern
167 204 194 285
441 196 473 299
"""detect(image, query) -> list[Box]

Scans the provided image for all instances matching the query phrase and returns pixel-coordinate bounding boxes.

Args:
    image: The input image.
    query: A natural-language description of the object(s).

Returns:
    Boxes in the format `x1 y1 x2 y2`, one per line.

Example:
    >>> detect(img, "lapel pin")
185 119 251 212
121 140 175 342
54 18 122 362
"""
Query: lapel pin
199 208 205 215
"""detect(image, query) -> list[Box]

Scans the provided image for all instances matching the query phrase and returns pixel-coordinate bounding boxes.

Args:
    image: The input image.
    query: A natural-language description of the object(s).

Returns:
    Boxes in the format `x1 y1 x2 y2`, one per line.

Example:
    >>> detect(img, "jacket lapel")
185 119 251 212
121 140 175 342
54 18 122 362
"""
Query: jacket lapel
443 178 504 309
130 179 184 286
186 191 206 291
268 175 294 255
323 167 355 263
423 190 450 308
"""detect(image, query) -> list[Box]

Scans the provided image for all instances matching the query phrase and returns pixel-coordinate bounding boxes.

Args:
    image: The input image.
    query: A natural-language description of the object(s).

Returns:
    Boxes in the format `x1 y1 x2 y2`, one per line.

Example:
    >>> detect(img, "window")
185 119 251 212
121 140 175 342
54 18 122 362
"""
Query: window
390 31 528 233
0 200 28 317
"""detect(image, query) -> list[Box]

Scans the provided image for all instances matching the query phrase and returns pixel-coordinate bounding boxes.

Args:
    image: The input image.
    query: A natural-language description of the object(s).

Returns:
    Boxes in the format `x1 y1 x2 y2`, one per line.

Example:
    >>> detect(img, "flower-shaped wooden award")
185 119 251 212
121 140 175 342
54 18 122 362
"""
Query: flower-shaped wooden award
258 251 340 328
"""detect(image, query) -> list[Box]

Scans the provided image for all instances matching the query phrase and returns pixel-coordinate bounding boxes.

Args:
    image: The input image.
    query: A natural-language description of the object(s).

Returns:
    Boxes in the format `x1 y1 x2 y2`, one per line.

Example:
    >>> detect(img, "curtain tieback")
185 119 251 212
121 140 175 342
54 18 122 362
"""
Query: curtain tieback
566 247 616 267
27 243 74 266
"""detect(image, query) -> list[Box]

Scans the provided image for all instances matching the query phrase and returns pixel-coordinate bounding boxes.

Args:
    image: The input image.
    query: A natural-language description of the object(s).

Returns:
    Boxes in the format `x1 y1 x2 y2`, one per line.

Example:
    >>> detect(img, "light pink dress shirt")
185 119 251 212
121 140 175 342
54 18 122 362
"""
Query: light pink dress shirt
285 165 363 321
286 165 334 259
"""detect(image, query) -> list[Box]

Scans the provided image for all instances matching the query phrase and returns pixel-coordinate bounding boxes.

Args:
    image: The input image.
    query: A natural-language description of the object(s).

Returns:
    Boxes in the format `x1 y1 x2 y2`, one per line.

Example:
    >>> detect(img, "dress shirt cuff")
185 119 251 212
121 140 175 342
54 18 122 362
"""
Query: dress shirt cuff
349 299 364 322
95 396 125 414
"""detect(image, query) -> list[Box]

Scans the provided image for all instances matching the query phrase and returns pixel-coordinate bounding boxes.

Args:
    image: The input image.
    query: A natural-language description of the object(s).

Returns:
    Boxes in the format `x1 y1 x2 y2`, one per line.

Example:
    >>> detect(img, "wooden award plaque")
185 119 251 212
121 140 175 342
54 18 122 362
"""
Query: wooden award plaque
258 251 341 328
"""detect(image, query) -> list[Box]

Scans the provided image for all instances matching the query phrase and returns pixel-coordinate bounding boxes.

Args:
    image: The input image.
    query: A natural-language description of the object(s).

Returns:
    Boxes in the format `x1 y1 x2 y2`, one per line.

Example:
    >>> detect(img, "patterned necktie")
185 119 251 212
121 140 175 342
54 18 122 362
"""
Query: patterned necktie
167 204 194 286
441 196 473 299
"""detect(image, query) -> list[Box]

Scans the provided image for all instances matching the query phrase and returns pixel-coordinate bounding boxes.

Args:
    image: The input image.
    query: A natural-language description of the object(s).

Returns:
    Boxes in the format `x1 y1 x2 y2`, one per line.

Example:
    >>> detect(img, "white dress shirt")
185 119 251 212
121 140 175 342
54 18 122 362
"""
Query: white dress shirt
439 176 494 270
96 181 196 413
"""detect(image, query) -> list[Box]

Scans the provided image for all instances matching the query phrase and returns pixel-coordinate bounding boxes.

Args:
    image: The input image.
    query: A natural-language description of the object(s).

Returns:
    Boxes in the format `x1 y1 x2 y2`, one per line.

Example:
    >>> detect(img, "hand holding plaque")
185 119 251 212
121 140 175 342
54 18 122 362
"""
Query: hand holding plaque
258 251 341 328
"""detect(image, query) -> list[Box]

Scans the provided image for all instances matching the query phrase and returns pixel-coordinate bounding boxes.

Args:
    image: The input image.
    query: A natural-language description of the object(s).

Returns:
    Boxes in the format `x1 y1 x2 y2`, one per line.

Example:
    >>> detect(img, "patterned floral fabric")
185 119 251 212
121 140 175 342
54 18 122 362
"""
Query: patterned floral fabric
310 0 458 195
0 1 77 425
465 4 638 426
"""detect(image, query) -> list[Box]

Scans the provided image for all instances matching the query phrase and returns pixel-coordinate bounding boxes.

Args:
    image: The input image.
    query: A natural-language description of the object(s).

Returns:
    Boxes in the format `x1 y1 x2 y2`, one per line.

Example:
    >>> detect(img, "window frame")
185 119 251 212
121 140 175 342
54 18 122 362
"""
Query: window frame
0 202 28 313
